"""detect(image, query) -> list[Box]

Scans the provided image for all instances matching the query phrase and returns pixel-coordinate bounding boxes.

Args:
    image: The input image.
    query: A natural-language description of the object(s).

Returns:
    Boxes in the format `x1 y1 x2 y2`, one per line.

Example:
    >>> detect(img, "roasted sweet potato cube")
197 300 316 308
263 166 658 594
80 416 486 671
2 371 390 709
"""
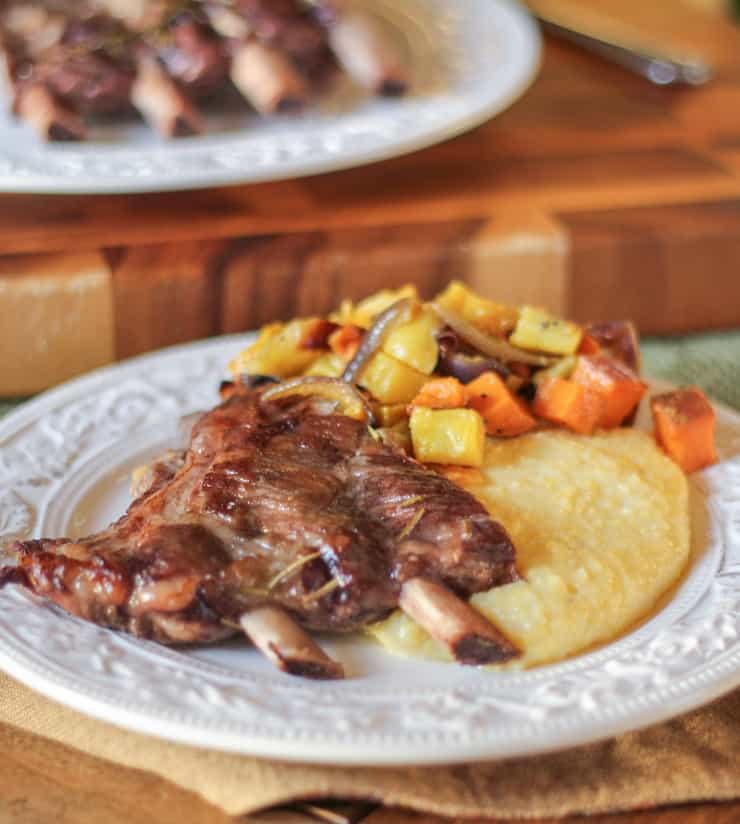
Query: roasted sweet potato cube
409 377 468 411
532 377 604 435
466 371 536 437
651 387 718 473
572 355 647 429
329 324 364 361
578 333 601 355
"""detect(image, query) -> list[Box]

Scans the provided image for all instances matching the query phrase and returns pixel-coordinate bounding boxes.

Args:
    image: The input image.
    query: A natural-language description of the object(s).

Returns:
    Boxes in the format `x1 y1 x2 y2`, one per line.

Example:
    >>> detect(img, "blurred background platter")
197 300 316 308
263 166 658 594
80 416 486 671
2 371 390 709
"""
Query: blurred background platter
0 0 541 194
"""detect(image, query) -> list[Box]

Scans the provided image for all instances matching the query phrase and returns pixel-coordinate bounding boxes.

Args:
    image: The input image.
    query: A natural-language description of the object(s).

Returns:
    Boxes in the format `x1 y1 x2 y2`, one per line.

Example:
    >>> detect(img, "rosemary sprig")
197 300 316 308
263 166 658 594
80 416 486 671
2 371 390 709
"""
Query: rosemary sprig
267 551 322 591
397 506 425 541
302 578 339 604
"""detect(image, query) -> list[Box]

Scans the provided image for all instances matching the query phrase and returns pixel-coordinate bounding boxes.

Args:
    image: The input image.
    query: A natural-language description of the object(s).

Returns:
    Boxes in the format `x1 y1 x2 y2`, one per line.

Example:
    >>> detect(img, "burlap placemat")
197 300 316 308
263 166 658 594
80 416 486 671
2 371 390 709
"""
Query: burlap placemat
1 672 739 818
2 329 740 818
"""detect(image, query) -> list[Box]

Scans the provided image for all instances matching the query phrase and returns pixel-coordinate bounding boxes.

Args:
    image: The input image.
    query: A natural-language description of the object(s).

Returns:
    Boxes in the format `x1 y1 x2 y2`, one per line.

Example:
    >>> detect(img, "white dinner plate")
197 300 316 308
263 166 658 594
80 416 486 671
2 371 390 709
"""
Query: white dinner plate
0 0 541 193
0 335 739 764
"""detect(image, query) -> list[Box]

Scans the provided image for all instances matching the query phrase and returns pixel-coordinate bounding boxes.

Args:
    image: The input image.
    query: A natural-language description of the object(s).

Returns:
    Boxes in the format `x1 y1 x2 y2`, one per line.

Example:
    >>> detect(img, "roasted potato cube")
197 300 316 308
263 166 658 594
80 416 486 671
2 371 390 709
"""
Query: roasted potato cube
303 352 345 378
409 407 486 467
330 285 419 328
533 355 578 385
359 351 428 404
435 280 519 336
375 403 409 427
230 318 329 378
510 306 583 356
382 306 441 374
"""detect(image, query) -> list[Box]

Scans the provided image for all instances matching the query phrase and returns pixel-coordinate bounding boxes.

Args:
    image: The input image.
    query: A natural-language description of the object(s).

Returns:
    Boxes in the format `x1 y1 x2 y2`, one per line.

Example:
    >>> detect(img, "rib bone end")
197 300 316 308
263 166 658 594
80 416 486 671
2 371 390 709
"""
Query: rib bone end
241 606 345 680
400 577 520 666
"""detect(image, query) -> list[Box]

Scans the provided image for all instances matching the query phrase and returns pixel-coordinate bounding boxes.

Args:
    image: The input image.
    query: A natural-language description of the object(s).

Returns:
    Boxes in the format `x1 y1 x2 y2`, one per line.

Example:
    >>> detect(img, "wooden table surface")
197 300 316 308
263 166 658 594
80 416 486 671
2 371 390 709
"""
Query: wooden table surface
2 2 740 823
4 0 740 395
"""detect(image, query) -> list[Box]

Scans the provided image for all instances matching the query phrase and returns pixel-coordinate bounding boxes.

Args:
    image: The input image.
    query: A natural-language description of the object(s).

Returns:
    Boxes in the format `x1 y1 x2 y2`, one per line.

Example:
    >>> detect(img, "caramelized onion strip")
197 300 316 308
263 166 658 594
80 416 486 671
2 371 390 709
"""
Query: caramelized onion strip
430 303 556 367
341 297 413 384
262 376 372 422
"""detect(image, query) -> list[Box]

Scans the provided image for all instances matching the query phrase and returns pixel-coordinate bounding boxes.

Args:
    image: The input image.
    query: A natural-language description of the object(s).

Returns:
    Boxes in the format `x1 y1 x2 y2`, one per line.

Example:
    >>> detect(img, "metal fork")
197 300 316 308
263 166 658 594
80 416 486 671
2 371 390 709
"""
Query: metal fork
532 10 712 86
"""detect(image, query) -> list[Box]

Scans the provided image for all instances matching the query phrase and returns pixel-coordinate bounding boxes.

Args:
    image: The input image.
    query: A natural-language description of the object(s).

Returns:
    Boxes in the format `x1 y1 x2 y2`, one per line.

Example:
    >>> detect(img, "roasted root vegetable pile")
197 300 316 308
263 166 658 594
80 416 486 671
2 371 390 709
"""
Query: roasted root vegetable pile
229 282 718 475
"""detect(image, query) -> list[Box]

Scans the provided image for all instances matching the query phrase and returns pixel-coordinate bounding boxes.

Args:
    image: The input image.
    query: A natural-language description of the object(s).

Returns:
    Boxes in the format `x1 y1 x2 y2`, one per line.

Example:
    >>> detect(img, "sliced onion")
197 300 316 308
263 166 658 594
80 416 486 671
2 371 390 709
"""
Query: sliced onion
261 376 372 422
439 353 508 383
430 303 556 367
341 297 413 384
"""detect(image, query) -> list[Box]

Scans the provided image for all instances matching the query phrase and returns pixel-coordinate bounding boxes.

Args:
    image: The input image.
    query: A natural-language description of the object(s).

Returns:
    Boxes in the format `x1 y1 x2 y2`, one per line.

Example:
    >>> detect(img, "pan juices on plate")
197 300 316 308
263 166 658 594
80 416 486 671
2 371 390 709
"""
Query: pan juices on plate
232 282 714 669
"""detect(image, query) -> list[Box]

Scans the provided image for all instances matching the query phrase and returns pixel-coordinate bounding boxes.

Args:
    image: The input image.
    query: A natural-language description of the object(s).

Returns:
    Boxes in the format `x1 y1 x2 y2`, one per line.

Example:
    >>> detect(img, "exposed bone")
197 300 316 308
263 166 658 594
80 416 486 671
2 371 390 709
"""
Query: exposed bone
399 577 520 665
230 40 308 114
90 0 170 31
240 605 345 679
326 8 409 96
204 4 252 40
13 83 86 141
131 54 204 137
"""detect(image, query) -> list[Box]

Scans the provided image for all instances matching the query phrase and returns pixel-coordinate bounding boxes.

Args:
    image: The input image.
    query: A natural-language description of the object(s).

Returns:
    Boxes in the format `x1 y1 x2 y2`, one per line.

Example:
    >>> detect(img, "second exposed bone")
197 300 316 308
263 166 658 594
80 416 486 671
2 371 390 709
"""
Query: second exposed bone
230 39 308 114
326 8 409 95
131 54 205 137
400 577 520 665
14 83 86 141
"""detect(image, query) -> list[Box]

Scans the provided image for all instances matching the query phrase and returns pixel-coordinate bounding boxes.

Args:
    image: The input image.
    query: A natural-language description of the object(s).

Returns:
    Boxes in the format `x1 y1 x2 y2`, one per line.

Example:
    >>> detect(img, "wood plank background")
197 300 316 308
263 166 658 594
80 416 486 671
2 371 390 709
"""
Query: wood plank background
3 0 740 394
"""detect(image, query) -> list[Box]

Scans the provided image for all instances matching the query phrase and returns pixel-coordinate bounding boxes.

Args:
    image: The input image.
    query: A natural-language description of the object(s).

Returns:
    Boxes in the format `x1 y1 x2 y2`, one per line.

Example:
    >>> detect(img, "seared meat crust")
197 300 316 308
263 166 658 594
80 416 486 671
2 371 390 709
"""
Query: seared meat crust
2 388 517 643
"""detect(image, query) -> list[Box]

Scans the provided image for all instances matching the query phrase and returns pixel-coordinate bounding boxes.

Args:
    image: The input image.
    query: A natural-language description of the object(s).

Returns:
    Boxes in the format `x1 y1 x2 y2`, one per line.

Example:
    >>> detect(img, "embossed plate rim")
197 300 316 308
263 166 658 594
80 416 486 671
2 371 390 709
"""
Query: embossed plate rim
0 334 739 765
0 0 541 193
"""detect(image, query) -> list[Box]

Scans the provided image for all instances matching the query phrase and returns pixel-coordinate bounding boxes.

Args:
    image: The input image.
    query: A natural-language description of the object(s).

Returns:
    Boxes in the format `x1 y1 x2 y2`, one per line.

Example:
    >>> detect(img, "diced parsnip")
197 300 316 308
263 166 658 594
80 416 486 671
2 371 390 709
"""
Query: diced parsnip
435 280 519 336
509 306 583 355
375 403 408 427
532 377 604 435
329 324 364 361
533 355 577 385
466 371 536 437
303 352 345 378
409 407 486 467
229 318 328 378
382 306 441 374
651 387 717 473
408 377 467 411
572 355 647 429
359 351 428 404
330 285 419 328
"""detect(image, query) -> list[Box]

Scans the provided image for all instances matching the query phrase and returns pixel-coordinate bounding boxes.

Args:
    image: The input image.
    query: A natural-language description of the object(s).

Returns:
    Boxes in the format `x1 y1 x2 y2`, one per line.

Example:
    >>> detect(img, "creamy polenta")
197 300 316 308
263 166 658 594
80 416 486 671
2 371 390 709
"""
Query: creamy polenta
369 428 690 668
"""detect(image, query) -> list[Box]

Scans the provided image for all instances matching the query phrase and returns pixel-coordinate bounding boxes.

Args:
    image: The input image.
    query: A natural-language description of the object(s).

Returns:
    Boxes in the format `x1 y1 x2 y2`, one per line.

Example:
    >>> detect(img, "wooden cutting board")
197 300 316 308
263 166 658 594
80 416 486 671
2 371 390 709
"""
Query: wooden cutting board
2 0 740 395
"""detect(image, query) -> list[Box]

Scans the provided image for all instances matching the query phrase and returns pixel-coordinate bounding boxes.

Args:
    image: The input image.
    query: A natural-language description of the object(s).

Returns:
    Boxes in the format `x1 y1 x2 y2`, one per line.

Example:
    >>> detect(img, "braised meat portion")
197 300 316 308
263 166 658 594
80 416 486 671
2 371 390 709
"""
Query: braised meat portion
1 386 518 677
0 0 409 141
29 16 136 114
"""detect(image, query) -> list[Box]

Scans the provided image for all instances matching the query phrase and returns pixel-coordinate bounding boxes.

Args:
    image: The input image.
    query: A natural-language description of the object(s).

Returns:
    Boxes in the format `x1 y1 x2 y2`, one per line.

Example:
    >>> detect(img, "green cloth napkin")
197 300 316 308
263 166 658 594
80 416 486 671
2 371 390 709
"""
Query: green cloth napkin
642 330 740 411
